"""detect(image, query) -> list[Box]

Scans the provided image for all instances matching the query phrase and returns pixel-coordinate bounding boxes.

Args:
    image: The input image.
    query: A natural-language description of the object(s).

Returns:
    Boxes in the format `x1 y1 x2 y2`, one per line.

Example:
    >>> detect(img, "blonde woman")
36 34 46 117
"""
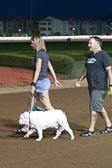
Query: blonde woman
16 35 61 133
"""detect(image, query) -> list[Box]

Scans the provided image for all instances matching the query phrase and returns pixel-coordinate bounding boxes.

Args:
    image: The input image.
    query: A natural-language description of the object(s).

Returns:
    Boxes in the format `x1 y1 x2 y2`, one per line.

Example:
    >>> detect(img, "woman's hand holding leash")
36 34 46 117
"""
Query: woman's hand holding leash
31 82 36 94
31 85 36 94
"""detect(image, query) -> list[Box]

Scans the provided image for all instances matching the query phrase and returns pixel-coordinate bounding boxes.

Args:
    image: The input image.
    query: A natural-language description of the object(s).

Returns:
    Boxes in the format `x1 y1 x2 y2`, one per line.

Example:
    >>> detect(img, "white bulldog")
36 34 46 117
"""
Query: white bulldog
19 109 75 141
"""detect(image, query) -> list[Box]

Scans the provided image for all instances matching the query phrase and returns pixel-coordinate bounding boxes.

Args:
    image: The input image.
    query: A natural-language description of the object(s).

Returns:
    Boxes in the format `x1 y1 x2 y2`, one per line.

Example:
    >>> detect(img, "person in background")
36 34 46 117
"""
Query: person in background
16 35 61 133
75 36 112 137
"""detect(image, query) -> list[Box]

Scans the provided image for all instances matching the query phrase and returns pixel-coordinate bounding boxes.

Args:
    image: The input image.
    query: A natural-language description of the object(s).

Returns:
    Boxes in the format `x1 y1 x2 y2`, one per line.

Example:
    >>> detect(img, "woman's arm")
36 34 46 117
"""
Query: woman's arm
48 61 61 87
31 58 42 93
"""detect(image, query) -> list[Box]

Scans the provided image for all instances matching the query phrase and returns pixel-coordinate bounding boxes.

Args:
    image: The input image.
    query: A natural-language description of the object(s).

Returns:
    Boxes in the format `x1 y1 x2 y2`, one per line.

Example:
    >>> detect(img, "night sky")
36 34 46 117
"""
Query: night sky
0 0 112 18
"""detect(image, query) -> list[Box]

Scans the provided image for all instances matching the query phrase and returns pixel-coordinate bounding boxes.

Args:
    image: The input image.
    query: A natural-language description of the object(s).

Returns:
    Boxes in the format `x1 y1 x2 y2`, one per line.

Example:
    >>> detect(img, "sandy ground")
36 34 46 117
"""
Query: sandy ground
0 87 112 168
0 67 112 168
0 79 88 94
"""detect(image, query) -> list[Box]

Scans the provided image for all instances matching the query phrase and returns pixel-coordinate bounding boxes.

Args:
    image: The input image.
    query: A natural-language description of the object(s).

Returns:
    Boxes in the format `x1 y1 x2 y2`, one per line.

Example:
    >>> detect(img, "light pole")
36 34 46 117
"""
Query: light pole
72 27 76 35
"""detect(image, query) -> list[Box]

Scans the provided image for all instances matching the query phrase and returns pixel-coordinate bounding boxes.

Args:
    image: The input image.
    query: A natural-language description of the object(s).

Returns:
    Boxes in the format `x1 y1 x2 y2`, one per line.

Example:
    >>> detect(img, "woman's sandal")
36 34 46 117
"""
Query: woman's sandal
15 129 28 134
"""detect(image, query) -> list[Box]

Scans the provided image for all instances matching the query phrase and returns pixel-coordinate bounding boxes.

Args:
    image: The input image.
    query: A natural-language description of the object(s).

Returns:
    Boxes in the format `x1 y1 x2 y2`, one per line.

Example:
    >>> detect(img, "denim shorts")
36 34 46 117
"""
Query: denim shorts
35 78 51 93
89 90 107 112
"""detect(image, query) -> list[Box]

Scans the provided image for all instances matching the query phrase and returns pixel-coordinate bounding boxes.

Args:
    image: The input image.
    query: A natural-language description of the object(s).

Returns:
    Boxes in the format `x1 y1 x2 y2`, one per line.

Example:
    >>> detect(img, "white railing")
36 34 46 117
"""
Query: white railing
0 35 112 42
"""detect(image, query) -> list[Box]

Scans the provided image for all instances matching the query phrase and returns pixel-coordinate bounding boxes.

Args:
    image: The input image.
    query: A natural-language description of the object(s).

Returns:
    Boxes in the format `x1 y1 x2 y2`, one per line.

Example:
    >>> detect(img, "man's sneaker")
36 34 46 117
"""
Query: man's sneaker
51 130 67 136
100 126 112 134
61 130 67 135
80 130 95 137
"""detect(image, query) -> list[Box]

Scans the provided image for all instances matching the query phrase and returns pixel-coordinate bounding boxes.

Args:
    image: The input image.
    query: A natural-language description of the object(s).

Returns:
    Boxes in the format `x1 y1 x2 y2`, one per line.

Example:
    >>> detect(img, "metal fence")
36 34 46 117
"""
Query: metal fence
0 35 112 43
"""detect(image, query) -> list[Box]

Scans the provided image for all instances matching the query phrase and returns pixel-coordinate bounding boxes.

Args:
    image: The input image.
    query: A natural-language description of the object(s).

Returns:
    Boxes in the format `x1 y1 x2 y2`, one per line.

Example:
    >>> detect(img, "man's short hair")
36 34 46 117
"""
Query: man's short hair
90 36 102 47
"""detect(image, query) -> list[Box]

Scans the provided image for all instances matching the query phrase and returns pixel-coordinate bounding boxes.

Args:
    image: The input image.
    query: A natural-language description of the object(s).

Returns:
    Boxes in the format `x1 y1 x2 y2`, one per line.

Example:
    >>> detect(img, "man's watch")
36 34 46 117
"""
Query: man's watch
109 85 112 87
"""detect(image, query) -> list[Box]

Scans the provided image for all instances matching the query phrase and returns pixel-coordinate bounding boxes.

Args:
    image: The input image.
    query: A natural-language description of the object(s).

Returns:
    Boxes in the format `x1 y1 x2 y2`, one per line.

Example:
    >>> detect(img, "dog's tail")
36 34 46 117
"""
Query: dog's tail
57 110 68 122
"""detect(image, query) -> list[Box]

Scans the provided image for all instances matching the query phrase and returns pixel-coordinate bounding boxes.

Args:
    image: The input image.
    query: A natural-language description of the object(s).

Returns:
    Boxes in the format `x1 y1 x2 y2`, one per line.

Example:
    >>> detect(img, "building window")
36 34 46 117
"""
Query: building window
48 22 51 25
48 28 52 31
18 24 22 28
90 28 95 31
90 22 94 25
40 22 47 25
40 28 47 31
8 24 11 28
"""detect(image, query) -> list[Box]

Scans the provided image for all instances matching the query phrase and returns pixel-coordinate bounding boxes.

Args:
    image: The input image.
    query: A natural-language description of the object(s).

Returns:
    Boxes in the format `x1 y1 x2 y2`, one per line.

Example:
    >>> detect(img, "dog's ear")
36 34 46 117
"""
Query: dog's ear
24 112 29 118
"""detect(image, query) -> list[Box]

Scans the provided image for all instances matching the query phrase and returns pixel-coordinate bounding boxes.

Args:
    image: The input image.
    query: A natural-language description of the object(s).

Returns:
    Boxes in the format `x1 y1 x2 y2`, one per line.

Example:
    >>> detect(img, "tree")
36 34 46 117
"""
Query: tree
96 29 102 35
27 31 32 36
81 29 87 35
49 31 55 36
32 28 40 36
55 32 61 36
5 32 12 37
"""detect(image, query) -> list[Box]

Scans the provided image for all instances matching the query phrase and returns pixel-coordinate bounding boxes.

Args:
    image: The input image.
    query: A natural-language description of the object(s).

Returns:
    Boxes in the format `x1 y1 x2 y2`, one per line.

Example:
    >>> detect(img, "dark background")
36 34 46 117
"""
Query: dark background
0 0 112 18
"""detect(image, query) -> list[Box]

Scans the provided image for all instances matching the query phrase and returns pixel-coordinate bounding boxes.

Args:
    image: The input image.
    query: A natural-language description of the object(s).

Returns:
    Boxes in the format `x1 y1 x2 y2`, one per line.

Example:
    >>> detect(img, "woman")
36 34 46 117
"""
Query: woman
16 35 61 133
30 35 61 110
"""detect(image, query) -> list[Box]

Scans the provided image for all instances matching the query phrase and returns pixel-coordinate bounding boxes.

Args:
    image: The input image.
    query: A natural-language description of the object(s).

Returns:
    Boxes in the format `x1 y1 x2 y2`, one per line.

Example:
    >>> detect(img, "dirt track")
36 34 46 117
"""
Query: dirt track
0 87 112 168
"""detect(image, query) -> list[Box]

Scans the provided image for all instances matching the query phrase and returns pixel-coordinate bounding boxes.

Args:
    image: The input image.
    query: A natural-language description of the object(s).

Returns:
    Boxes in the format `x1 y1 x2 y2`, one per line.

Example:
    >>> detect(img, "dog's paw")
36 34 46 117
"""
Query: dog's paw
53 136 58 140
24 135 29 139
36 138 42 142
71 136 75 140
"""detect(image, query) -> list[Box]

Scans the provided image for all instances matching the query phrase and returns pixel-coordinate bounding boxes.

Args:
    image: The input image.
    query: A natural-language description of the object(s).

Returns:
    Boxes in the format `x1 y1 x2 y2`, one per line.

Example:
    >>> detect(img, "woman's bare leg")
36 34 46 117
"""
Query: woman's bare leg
38 92 54 110
19 91 53 132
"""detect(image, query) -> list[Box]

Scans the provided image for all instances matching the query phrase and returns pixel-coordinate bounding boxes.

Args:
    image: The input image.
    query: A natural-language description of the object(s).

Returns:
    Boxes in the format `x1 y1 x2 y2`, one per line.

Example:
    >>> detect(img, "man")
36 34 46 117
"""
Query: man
75 36 112 137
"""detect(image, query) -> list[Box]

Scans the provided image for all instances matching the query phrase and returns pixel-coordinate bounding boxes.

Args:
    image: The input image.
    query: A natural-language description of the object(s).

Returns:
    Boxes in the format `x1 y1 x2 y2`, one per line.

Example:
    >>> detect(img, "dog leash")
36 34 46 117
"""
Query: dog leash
28 92 35 124
28 91 45 124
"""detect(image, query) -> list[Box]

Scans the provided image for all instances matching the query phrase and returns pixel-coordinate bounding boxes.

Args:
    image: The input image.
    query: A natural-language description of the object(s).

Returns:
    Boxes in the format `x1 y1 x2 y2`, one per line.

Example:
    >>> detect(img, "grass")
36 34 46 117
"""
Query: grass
0 41 112 77
72 60 85 77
